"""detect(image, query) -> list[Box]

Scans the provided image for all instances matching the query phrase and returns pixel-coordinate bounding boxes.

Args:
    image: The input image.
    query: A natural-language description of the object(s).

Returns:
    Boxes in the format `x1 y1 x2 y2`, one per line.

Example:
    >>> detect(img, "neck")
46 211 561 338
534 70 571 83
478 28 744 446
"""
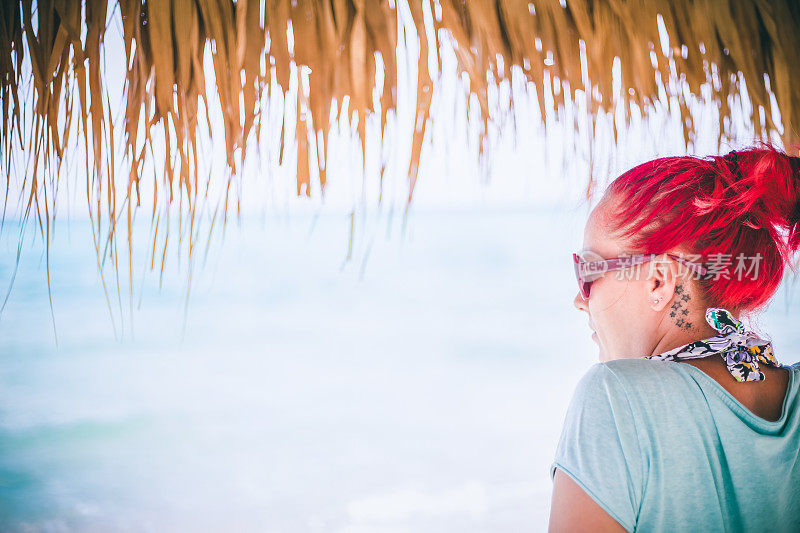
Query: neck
647 309 722 358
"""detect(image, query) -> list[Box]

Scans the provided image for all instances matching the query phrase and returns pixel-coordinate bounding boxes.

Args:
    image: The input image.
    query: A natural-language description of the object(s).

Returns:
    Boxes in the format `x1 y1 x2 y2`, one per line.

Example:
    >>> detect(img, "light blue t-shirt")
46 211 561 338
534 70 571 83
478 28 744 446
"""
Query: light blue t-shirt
551 359 800 532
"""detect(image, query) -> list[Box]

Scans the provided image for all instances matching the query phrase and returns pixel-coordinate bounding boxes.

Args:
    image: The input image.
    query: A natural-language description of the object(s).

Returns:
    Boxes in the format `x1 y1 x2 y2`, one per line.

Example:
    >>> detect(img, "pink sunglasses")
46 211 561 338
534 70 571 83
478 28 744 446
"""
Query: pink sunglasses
572 252 709 300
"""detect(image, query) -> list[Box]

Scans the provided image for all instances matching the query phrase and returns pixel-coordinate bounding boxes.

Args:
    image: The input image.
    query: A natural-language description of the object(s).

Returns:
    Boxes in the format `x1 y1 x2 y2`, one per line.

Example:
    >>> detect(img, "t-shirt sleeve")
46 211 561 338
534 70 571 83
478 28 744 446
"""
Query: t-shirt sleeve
550 363 645 532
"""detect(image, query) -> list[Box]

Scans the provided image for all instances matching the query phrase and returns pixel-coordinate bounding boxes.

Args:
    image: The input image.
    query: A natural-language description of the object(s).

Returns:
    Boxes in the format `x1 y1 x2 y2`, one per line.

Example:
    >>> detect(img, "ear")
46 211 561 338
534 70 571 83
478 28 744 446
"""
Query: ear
647 253 677 310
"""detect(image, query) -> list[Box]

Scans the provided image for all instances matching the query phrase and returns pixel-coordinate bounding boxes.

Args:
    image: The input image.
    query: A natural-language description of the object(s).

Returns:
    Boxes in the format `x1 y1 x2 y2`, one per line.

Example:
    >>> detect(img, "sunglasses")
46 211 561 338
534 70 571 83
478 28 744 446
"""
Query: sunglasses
572 251 709 300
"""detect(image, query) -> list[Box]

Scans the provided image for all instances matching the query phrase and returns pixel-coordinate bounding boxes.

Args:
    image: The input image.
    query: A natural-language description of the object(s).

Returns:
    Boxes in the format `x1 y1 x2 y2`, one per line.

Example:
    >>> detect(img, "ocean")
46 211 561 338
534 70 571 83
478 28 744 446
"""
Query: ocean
1 205 798 532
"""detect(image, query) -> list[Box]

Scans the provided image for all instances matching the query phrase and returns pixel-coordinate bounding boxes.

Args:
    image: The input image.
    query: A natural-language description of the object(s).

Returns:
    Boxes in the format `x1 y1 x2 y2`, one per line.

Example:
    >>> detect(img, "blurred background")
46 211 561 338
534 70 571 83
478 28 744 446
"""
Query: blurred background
3 186 799 532
2 0 800 531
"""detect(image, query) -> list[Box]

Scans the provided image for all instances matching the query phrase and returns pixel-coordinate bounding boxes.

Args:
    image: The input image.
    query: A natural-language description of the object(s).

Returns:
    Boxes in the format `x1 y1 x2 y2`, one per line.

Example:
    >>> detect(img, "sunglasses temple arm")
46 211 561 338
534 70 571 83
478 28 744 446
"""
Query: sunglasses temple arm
672 255 708 276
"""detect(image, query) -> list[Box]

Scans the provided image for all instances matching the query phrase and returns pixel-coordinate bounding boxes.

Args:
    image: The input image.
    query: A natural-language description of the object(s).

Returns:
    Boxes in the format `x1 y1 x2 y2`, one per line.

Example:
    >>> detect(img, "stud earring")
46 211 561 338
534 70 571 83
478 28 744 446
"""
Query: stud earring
652 297 663 304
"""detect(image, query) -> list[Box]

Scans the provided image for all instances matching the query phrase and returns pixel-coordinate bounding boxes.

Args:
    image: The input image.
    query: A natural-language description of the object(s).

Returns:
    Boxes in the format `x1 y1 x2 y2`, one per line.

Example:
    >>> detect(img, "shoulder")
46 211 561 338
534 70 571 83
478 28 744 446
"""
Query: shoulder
559 361 665 440
601 357 688 380
570 359 703 426
575 359 690 400
560 359 712 445
553 362 655 530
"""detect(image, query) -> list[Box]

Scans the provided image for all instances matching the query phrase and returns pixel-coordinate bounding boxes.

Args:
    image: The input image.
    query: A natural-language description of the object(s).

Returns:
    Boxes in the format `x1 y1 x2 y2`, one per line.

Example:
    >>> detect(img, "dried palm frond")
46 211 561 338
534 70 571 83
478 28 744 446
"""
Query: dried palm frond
1 0 799 332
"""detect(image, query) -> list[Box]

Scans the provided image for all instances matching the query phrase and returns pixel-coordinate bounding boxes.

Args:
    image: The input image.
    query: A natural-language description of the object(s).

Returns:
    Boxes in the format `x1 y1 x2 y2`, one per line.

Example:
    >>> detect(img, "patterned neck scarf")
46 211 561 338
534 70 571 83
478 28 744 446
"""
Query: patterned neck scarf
644 307 781 382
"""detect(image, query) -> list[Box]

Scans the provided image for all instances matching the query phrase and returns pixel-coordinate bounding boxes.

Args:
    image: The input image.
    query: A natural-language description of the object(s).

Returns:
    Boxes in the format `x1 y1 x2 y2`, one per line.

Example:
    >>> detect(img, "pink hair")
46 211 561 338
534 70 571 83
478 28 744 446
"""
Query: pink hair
604 144 800 313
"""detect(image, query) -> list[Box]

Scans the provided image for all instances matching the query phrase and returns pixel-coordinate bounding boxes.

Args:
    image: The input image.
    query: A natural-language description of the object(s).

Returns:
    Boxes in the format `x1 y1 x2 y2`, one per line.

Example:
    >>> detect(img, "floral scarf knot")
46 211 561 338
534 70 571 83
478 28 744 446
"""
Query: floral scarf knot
644 307 781 382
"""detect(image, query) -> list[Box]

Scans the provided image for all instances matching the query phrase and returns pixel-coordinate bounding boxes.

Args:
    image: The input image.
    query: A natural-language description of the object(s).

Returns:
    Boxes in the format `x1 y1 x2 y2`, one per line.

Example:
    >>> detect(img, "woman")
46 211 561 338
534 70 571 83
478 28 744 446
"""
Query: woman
548 146 800 532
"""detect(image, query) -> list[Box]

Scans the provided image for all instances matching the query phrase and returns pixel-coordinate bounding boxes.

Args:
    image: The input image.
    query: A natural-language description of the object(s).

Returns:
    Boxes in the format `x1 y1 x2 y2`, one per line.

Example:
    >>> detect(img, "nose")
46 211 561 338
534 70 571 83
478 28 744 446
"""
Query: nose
574 291 588 312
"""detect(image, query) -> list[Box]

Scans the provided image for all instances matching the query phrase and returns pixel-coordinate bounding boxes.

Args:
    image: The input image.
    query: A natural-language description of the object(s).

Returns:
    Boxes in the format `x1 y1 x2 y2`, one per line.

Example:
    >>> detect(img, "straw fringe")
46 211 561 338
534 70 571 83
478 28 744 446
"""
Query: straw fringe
1 0 799 289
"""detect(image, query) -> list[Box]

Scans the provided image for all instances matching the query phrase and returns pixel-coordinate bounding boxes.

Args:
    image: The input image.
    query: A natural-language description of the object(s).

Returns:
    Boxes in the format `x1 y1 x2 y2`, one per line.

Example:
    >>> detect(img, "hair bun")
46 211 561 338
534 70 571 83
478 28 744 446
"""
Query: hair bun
605 145 800 313
724 147 800 237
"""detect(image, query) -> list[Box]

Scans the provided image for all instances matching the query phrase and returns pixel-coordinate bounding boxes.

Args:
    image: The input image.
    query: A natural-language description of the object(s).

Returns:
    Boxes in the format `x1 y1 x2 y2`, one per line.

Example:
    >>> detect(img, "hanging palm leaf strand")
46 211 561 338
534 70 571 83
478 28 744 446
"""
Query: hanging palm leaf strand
0 0 799 312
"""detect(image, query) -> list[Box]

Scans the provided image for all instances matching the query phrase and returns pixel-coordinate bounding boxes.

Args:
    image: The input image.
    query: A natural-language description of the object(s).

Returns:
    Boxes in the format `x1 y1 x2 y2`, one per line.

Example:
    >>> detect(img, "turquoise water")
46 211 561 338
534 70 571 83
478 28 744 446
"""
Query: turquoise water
1 206 798 531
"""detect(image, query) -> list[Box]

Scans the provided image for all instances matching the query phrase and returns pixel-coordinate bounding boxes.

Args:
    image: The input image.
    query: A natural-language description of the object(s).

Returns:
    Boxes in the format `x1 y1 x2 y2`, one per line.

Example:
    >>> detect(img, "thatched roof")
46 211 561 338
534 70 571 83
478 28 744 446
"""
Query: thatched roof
2 0 798 293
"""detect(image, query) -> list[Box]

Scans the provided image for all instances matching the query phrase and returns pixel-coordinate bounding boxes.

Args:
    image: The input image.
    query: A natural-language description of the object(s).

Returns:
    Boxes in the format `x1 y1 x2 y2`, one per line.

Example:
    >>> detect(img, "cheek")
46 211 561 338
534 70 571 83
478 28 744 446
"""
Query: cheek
589 278 627 316
588 279 633 338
